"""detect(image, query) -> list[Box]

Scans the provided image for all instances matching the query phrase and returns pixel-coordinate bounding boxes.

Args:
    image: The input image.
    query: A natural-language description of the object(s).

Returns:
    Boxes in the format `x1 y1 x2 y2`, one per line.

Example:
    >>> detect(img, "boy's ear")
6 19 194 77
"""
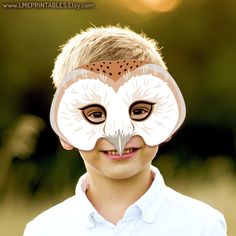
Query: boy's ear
59 139 74 150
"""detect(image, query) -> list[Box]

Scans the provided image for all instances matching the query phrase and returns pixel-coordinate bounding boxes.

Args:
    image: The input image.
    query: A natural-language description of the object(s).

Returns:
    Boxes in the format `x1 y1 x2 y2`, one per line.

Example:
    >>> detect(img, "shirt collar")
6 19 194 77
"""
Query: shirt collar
75 165 166 227
75 173 97 228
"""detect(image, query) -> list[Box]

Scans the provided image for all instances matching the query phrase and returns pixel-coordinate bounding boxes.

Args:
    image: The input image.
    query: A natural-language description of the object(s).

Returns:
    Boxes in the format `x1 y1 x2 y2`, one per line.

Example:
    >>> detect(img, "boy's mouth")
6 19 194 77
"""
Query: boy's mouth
103 148 138 155
102 147 139 158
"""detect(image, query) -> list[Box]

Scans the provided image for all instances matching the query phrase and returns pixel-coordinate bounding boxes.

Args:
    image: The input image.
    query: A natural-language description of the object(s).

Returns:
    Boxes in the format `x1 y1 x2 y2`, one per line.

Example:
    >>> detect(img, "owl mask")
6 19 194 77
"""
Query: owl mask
50 59 186 155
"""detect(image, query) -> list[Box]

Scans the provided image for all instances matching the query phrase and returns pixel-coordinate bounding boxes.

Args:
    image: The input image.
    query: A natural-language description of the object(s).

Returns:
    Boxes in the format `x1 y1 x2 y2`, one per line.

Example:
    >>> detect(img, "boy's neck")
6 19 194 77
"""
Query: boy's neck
85 164 153 225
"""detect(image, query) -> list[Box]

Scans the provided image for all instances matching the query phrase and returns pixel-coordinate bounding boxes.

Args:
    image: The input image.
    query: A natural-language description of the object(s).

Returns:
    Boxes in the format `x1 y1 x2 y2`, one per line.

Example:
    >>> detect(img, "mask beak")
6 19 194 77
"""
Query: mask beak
106 130 133 156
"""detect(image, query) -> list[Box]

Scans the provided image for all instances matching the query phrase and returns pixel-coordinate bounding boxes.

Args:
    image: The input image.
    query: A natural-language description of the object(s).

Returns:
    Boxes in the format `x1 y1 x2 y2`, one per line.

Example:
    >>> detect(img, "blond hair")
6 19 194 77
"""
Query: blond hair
52 25 167 87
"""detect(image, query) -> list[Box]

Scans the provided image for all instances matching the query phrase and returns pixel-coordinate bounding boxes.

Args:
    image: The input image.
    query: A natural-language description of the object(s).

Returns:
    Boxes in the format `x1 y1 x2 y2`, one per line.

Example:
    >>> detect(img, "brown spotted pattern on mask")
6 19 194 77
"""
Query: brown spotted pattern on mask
80 59 149 81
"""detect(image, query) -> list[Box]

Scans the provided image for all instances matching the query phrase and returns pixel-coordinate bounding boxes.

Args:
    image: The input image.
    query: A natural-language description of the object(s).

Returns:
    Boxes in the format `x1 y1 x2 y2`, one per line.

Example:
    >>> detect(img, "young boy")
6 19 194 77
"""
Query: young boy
24 26 227 236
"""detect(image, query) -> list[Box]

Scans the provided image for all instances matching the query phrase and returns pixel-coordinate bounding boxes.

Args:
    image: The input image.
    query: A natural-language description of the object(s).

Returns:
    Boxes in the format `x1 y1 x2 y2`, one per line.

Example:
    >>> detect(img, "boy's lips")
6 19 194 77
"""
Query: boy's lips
101 147 140 160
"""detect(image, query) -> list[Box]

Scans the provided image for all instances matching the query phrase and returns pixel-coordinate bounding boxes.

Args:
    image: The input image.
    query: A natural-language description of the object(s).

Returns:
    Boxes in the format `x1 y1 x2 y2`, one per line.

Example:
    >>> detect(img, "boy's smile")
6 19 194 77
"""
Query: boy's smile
102 147 140 160
79 135 158 180
100 137 141 160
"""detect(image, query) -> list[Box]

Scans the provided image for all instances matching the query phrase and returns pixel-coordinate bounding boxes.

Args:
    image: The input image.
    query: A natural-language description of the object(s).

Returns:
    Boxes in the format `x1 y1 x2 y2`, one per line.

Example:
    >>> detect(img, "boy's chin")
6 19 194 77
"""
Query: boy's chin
100 163 150 181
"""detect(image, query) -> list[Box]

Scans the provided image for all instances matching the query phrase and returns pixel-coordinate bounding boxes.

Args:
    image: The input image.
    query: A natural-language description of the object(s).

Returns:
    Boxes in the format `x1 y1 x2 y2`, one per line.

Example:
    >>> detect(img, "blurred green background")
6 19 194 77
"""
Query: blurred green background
0 0 235 235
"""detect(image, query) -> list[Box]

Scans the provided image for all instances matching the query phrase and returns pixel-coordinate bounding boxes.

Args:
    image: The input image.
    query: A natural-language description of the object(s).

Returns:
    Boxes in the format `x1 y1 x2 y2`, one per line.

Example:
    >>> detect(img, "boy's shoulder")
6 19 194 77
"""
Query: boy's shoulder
151 166 225 223
30 195 80 221
164 186 222 217
23 195 90 236
158 186 226 234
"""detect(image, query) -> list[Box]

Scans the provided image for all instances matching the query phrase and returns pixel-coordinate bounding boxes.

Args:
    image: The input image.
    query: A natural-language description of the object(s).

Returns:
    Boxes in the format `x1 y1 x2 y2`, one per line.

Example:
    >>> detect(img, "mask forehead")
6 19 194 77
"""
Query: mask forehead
79 60 175 93
79 59 150 81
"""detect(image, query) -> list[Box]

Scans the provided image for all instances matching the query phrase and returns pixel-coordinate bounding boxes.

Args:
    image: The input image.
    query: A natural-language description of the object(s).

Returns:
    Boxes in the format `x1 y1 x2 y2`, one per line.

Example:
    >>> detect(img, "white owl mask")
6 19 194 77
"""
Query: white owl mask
50 59 186 154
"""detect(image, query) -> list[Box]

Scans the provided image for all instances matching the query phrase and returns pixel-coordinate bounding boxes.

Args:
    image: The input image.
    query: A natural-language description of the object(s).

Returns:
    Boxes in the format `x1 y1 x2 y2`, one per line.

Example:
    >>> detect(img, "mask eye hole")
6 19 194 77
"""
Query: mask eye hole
79 104 106 124
129 101 155 121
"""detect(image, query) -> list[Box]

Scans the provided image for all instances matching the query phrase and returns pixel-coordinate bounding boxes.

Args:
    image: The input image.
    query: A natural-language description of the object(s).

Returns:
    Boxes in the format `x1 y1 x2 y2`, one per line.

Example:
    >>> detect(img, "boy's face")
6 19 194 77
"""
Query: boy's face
79 135 158 180
50 59 186 158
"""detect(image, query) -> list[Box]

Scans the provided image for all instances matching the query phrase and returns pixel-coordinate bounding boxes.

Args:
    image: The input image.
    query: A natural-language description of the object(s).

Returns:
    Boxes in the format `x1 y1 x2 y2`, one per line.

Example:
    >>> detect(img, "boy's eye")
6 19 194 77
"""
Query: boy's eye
129 101 154 121
79 104 106 124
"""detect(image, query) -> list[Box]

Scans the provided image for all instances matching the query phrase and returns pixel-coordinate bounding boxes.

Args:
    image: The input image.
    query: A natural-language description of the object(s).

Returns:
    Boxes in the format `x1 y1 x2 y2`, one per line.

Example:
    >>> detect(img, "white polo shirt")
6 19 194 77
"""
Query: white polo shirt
24 166 227 236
